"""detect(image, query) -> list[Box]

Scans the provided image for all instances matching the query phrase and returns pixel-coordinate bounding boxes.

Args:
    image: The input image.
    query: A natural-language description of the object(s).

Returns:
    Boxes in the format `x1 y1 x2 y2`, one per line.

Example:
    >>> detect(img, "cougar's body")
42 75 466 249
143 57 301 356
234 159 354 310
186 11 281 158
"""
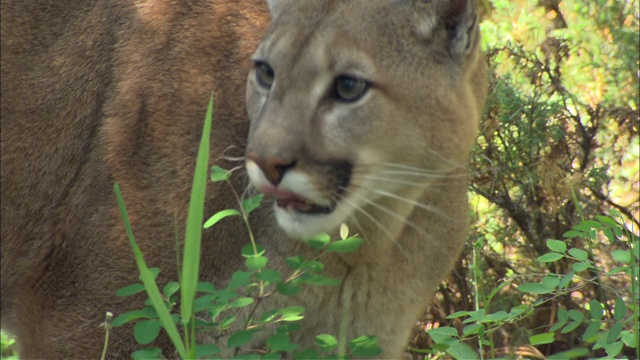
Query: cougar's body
1 0 486 358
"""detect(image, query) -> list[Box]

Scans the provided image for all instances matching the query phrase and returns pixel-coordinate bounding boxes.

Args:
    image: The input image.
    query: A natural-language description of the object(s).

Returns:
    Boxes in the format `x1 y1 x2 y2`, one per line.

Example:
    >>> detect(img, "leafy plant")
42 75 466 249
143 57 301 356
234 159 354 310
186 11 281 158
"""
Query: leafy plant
107 95 382 359
423 214 638 359
413 1 637 358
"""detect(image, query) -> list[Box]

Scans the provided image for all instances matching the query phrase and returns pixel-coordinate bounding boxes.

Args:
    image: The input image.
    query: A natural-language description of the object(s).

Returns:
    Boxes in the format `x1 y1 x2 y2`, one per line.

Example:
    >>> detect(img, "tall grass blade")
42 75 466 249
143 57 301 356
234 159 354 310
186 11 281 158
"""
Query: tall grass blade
180 94 214 326
113 183 187 358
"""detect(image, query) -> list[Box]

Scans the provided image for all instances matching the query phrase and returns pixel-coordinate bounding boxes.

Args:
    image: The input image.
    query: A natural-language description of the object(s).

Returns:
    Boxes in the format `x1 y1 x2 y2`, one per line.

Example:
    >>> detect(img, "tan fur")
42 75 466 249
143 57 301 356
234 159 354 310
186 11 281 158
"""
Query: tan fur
1 0 486 358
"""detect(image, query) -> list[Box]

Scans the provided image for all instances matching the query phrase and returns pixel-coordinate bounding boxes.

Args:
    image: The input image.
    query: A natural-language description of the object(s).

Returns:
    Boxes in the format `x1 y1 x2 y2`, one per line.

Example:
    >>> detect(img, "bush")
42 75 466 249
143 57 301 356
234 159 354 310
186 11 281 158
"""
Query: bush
411 0 639 358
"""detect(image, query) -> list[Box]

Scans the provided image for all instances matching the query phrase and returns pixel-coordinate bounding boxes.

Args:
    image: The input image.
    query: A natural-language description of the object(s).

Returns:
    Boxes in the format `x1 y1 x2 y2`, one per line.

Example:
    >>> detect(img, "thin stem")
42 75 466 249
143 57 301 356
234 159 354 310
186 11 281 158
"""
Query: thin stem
100 312 113 360
225 179 264 297
472 245 484 360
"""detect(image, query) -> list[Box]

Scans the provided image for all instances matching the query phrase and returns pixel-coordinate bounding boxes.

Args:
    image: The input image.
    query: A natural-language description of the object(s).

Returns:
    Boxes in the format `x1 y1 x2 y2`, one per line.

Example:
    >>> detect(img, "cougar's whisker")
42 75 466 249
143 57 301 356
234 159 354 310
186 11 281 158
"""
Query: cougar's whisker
337 194 412 261
365 188 455 222
340 187 450 254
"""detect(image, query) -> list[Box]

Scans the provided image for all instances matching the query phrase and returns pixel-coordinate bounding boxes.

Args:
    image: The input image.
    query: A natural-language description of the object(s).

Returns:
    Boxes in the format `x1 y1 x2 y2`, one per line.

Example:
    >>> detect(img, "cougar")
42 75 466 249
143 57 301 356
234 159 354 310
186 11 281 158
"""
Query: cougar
1 0 487 358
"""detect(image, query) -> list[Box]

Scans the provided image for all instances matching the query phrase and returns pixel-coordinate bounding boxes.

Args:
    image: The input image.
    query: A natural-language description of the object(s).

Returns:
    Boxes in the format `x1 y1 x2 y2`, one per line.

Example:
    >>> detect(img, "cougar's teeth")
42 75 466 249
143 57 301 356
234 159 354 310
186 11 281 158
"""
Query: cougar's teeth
275 196 333 215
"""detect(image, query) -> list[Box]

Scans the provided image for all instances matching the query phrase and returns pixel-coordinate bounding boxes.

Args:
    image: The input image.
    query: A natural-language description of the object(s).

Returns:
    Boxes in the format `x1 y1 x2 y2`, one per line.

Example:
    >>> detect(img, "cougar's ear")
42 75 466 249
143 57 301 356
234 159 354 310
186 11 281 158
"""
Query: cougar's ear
412 0 480 56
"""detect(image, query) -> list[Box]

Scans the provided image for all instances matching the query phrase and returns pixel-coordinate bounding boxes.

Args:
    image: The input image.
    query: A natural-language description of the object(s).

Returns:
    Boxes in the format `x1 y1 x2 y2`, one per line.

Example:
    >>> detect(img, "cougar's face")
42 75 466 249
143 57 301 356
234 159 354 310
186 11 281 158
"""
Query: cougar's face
244 2 479 240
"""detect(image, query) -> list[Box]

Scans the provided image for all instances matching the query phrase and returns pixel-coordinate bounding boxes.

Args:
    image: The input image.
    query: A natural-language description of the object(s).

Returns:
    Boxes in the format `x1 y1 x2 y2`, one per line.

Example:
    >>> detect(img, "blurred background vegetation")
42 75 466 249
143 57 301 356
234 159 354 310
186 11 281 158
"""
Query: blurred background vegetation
411 0 639 358
1 0 637 359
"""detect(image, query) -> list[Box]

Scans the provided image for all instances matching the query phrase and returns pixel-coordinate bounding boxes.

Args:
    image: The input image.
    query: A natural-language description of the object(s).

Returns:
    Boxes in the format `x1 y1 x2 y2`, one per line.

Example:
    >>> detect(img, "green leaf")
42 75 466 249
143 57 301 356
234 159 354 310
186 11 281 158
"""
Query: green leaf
537 252 564 262
349 336 383 358
227 329 260 349
245 256 268 270
582 320 601 341
588 300 603 319
607 266 628 275
563 230 583 238
220 315 237 330
111 307 158 327
602 228 616 243
210 166 231 182
572 261 592 272
547 348 589 359
427 326 459 338
231 355 261 360
541 275 560 289
518 282 553 294
256 269 283 283
546 239 567 253
606 322 623 344
195 344 221 358
529 332 555 345
306 233 331 250
509 305 529 317
277 282 301 296
613 225 623 237
285 256 304 270
613 297 626 321
228 271 252 289
134 319 161 345
204 209 240 229
196 281 216 293
611 249 631 264
550 309 569 332
276 323 300 333
462 309 486 322
163 281 180 298
314 334 338 351
241 194 264 215
145 268 161 281
621 330 638 347
228 297 254 309
279 306 305 322
116 283 146 297
567 248 589 261
463 324 483 336
293 349 319 360
443 341 478 360
300 260 324 273
604 340 623 357
577 220 602 230
261 352 282 360
561 320 582 334
259 309 281 323
485 311 510 322
326 237 365 253
131 348 163 360
193 294 217 313
568 310 584 321
446 311 471 319
558 271 575 289
266 331 299 352
595 215 617 226
241 244 266 257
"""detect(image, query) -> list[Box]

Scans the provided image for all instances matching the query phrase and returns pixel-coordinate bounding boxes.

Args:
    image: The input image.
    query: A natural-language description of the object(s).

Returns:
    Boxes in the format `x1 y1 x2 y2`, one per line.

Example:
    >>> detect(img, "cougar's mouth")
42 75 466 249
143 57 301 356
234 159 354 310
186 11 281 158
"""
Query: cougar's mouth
275 193 335 214
258 186 335 214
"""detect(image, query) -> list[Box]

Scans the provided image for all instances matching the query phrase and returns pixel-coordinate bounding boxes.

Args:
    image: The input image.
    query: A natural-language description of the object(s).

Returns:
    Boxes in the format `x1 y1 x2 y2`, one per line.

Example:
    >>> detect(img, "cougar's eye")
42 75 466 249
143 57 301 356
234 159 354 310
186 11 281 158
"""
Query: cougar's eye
333 75 369 102
254 61 275 89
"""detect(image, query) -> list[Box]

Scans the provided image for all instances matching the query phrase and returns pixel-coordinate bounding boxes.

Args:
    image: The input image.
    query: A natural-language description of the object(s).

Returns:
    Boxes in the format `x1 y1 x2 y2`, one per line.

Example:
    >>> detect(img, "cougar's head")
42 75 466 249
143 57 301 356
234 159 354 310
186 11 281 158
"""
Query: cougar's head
245 0 486 240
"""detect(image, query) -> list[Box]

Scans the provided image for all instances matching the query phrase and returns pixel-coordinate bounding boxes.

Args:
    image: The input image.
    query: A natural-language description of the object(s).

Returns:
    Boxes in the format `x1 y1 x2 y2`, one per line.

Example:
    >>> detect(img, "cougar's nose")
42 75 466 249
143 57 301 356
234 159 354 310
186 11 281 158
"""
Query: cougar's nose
247 152 296 186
